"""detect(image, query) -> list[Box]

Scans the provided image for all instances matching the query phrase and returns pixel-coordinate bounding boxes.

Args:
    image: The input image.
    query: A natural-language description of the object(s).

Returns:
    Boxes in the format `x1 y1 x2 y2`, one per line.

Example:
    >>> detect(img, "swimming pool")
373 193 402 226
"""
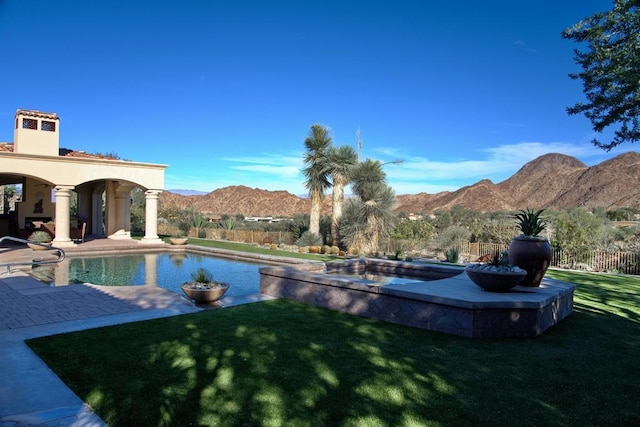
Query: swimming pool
31 252 265 297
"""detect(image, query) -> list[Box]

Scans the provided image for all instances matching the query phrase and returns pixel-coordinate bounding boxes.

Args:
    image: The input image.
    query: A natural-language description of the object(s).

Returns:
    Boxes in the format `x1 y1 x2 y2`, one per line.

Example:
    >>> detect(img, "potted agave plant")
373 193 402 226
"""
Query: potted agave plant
465 252 527 292
181 267 229 303
508 208 552 287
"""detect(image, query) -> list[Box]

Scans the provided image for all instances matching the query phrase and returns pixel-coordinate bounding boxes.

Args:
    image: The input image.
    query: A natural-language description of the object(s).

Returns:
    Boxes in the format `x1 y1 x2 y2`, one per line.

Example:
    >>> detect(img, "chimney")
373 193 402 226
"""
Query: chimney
13 109 60 156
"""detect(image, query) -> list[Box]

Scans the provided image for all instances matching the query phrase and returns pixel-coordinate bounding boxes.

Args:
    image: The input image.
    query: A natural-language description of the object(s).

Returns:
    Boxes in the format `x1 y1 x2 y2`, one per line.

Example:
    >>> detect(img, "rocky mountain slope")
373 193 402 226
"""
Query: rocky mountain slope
159 152 640 216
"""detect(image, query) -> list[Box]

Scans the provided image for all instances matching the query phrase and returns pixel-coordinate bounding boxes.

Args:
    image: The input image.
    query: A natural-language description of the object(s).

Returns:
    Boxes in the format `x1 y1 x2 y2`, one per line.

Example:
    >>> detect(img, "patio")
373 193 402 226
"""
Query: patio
0 237 268 425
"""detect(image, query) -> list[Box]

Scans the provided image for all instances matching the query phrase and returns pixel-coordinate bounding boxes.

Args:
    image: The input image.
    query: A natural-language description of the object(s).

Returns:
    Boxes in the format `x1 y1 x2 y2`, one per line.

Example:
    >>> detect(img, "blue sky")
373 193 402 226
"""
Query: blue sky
0 0 631 196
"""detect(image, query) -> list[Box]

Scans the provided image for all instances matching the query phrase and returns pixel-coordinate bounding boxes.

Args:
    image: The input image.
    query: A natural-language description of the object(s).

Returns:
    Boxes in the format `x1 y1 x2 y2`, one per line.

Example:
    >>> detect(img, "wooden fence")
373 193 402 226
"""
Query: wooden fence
206 229 296 245
386 239 640 275
457 242 640 275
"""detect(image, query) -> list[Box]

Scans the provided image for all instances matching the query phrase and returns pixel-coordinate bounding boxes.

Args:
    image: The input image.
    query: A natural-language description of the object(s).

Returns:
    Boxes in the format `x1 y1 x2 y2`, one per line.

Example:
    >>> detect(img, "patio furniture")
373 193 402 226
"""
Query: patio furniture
70 222 86 243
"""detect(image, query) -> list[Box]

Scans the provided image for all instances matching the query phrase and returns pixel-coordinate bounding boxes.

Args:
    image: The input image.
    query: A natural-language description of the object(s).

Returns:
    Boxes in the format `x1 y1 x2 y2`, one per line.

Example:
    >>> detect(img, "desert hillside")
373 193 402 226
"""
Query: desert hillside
159 152 640 216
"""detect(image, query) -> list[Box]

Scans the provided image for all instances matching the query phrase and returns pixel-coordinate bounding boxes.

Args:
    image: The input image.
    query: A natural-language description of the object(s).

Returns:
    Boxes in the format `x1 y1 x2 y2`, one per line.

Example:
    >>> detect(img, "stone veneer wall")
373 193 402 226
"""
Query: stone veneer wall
260 262 575 338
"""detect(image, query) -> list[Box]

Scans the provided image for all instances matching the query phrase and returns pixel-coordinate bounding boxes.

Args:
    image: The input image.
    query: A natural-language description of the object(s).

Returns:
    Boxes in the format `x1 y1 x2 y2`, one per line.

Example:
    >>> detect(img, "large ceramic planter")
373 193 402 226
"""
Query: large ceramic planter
508 236 552 287
170 237 188 245
181 282 229 303
465 266 527 292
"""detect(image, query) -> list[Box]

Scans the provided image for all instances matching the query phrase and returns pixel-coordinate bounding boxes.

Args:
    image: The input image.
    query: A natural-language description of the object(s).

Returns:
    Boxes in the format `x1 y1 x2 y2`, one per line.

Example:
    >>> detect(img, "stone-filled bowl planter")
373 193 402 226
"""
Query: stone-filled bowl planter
465 265 527 292
181 282 229 303
169 237 188 245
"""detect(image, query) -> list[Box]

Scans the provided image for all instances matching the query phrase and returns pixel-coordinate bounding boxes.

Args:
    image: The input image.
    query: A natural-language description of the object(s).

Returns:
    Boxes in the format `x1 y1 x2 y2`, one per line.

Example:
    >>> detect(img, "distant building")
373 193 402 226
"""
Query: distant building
0 109 167 246
245 216 281 223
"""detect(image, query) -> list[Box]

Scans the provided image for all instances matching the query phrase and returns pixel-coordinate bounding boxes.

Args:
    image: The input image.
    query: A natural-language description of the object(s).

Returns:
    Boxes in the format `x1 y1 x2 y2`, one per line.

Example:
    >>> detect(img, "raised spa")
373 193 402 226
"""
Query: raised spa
259 258 575 338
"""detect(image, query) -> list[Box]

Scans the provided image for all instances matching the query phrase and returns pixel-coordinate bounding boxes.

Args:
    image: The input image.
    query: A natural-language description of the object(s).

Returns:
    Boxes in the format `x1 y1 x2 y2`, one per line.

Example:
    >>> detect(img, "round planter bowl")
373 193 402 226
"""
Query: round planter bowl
465 267 527 292
170 237 188 245
28 242 51 250
181 283 229 303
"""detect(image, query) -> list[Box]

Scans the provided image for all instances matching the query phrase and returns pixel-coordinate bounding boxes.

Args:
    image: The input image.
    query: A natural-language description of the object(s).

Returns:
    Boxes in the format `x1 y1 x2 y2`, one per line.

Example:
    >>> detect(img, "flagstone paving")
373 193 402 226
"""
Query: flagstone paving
0 238 273 426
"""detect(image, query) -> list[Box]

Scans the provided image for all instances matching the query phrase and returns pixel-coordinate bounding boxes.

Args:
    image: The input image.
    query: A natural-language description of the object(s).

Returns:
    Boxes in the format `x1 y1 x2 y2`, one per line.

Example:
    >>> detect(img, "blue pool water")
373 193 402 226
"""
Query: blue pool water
32 252 265 297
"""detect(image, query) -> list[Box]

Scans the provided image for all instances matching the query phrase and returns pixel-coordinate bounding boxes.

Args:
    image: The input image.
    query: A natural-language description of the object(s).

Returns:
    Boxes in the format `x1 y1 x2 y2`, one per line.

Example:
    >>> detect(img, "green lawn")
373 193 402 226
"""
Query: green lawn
27 269 640 426
161 236 343 262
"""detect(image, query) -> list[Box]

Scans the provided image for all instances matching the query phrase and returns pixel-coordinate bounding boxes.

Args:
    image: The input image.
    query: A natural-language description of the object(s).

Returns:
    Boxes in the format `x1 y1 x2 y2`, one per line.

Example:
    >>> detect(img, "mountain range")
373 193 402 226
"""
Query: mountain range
159 152 640 217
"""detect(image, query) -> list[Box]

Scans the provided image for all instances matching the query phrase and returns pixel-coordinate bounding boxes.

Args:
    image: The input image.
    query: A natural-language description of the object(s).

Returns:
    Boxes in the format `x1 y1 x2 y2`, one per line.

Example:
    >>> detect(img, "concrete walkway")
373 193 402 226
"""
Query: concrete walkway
0 239 273 426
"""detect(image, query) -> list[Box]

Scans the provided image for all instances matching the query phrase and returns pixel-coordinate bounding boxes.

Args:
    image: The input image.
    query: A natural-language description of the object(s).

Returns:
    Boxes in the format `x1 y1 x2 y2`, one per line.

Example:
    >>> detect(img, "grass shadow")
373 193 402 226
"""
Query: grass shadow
26 270 640 425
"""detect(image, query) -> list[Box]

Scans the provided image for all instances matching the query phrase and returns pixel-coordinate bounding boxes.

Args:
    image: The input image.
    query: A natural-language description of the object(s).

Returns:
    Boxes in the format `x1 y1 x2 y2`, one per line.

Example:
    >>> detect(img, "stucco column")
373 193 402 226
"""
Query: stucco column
140 189 163 244
107 183 133 240
52 185 75 247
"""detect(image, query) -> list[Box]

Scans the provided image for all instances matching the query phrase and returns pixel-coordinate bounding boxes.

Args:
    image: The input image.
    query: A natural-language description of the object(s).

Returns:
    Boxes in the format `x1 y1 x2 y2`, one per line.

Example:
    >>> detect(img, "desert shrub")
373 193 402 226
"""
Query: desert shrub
437 226 471 251
444 247 460 263
190 268 213 283
295 231 323 247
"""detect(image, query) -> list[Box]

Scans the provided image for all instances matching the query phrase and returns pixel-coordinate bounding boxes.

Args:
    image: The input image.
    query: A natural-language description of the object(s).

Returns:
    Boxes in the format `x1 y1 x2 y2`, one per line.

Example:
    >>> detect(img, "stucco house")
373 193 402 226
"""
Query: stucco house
0 109 166 247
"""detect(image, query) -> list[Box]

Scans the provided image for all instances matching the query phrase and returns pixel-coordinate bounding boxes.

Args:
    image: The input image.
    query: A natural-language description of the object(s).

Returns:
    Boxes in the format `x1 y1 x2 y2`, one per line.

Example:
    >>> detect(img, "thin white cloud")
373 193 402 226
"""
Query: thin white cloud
512 38 537 54
222 153 303 179
231 164 300 178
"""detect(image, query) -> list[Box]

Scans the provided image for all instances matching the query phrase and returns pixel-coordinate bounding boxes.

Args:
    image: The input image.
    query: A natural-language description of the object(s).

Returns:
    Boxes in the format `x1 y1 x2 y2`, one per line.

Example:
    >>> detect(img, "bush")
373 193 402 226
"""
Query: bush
190 268 213 283
444 247 460 263
438 226 471 251
295 231 323 247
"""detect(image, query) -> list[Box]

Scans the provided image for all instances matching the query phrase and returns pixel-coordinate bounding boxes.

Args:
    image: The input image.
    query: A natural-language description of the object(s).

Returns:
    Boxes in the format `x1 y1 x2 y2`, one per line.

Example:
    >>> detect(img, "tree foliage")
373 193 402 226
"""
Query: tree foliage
391 219 436 240
550 208 610 261
562 0 640 150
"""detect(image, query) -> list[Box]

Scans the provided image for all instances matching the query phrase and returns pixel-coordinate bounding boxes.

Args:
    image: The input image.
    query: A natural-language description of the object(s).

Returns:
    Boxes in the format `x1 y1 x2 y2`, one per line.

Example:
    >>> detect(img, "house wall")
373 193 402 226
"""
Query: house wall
16 177 55 229
2 109 167 244
0 153 165 190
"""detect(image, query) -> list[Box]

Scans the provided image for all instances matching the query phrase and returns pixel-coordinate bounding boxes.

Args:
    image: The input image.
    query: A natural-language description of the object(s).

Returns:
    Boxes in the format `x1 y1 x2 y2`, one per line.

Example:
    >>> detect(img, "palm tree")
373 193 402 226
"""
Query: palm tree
340 159 397 255
302 124 332 236
324 145 358 246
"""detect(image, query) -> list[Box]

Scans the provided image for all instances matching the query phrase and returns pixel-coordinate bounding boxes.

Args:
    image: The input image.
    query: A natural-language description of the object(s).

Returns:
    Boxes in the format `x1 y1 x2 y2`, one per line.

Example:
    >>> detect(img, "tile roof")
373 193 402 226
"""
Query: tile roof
15 109 59 120
0 142 119 160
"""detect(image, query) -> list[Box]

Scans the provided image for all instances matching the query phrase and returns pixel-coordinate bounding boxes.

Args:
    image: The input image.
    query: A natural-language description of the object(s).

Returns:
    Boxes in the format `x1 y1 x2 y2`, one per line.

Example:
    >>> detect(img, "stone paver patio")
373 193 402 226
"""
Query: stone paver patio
0 237 272 426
